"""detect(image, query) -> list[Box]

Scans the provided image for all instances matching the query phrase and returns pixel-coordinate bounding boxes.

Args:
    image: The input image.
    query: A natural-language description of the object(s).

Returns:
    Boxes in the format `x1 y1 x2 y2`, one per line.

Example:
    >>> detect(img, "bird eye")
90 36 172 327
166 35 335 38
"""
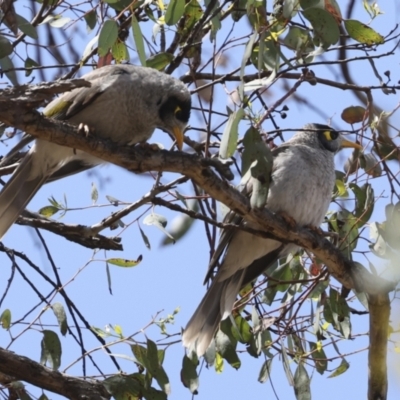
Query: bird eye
174 105 182 119
323 130 338 141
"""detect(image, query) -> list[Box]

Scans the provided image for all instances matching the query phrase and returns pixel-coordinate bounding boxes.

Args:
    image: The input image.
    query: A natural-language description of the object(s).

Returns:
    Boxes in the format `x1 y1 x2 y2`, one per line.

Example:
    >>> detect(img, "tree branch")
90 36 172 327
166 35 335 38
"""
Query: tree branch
367 293 390 400
0 102 395 296
0 347 110 400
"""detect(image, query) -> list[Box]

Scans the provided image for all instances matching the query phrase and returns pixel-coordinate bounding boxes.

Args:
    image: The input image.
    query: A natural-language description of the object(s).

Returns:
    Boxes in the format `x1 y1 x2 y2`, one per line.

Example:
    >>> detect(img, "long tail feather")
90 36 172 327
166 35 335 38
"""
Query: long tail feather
182 271 244 357
0 153 47 239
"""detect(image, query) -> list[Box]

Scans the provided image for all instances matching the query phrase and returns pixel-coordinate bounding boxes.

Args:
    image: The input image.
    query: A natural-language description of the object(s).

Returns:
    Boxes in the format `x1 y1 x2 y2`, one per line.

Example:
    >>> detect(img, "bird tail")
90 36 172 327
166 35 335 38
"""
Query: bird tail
0 152 48 239
182 271 244 357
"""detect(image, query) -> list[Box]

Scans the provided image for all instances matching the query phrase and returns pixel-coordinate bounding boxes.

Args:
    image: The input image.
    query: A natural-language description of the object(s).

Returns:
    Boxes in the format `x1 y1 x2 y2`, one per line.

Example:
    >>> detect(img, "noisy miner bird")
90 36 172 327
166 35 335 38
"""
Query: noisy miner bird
182 123 362 357
0 64 191 239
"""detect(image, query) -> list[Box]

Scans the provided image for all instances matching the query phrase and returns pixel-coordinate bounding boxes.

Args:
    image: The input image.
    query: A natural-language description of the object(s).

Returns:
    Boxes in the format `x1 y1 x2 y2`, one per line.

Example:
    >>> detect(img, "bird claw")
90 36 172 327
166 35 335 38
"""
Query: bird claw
277 211 297 229
137 142 161 151
305 224 325 235
77 123 94 137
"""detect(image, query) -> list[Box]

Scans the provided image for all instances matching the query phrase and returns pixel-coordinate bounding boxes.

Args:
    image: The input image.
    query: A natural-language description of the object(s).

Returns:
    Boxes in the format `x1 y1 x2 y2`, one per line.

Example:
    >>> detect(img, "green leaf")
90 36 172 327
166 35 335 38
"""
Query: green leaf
132 15 146 66
231 314 252 344
215 329 241 369
215 351 224 373
51 303 68 336
98 20 119 57
0 56 18 85
38 205 60 217
328 358 350 378
107 257 142 267
103 375 143 399
270 262 293 292
219 108 245 159
111 40 130 63
24 57 39 77
258 358 273 383
302 8 340 48
165 0 186 26
309 341 328 374
283 26 315 62
294 362 311 400
146 52 174 70
84 10 97 32
91 326 112 338
281 344 294 385
231 0 247 22
147 339 170 394
131 344 148 367
16 14 38 39
177 0 203 40
139 225 151 249
239 32 257 97
40 330 62 370
0 309 11 330
146 338 160 375
283 0 299 19
0 34 13 58
344 19 384 45
328 210 359 258
299 0 321 9
181 355 199 394
349 183 374 228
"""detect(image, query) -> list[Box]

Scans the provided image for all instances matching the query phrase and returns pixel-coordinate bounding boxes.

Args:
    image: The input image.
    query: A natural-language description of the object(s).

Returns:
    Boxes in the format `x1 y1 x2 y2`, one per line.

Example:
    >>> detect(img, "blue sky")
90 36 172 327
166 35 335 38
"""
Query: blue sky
0 0 400 399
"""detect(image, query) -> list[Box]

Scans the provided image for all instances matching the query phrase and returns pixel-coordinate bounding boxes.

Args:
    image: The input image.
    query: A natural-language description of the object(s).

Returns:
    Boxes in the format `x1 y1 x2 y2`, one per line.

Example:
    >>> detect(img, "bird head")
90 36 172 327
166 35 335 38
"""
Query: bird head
301 123 363 153
157 81 191 150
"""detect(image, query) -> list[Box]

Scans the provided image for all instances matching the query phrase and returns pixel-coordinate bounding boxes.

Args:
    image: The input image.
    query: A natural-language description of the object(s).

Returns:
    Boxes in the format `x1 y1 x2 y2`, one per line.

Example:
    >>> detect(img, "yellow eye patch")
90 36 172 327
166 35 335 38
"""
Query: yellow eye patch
323 130 338 141
174 105 182 115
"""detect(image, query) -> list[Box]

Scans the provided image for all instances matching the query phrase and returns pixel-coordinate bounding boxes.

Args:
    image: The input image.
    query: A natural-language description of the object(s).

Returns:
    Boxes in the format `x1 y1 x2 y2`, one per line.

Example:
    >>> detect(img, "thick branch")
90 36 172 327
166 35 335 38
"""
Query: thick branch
0 347 110 400
367 293 390 400
0 106 394 295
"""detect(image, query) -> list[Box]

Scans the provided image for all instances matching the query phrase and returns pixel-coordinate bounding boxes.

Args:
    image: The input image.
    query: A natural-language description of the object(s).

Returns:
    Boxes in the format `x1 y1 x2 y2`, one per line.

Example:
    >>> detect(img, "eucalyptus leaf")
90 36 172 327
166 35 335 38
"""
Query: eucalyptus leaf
302 8 340 49
98 20 119 57
219 108 245 159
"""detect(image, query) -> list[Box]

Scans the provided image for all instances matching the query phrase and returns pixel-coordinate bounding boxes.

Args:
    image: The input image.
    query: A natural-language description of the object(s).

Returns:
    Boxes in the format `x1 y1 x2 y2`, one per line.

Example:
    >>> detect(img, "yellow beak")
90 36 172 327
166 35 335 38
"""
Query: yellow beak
341 139 363 151
172 126 184 150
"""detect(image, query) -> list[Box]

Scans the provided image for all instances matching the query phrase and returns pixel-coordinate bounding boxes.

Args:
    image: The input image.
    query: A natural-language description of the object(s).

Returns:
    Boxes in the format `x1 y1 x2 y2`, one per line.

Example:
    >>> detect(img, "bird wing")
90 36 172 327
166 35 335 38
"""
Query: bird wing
204 143 290 283
43 65 128 121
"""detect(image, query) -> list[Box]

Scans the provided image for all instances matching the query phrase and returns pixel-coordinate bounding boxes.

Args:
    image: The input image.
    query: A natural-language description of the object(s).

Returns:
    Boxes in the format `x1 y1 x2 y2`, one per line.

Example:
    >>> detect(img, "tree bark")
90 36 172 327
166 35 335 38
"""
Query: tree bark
0 348 110 400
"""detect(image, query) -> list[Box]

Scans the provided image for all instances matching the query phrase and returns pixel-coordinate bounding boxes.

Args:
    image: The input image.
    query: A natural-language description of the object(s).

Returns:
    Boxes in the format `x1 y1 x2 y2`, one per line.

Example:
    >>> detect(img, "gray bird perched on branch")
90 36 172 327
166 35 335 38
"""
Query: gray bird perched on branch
182 123 362 357
0 64 191 239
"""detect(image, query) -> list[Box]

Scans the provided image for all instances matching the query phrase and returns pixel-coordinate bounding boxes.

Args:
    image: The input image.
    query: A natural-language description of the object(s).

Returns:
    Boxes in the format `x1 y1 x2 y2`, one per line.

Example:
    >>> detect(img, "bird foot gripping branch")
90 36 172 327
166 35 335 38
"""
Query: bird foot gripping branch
0 64 191 240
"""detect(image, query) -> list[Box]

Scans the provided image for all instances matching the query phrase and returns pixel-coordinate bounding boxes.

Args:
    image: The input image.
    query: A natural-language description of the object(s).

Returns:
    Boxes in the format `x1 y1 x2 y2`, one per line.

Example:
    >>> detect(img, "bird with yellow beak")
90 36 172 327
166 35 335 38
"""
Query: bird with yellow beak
182 123 362 357
0 64 191 238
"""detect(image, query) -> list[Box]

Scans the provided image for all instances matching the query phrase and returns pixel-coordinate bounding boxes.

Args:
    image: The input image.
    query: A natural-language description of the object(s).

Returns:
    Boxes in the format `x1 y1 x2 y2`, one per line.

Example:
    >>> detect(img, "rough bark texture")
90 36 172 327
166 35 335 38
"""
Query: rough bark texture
368 294 390 400
0 348 110 400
